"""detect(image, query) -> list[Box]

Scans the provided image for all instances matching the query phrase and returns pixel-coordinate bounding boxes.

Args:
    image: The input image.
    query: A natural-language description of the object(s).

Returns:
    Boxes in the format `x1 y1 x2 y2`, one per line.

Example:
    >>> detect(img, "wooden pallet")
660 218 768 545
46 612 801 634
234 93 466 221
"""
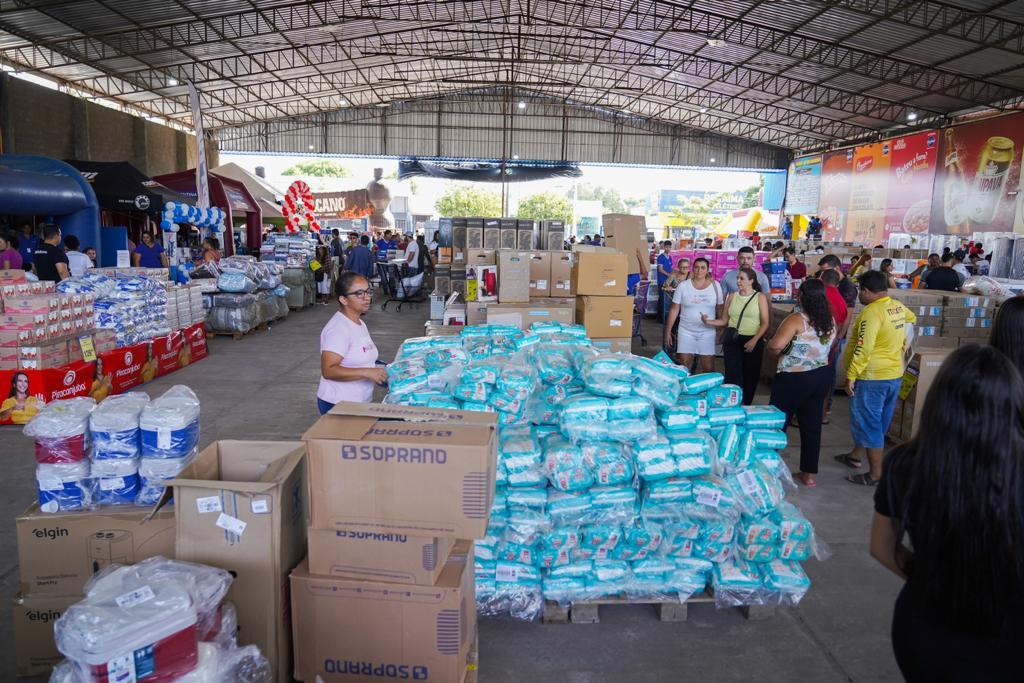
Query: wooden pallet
542 592 774 624
205 322 268 340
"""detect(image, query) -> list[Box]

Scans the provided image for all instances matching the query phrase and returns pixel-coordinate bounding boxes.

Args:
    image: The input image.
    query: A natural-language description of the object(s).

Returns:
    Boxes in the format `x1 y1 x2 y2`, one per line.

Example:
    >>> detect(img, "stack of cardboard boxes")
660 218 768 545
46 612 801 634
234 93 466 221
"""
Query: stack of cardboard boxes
472 249 576 330
571 246 631 352
888 289 998 349
163 283 207 331
437 216 551 300
886 350 953 442
291 403 495 682
11 504 176 676
0 272 99 370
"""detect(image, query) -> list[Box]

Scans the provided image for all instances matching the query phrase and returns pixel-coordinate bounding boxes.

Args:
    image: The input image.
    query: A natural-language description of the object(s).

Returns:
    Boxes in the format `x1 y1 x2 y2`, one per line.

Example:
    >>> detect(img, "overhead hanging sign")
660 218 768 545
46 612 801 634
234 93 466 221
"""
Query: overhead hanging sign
783 155 822 216
187 81 210 210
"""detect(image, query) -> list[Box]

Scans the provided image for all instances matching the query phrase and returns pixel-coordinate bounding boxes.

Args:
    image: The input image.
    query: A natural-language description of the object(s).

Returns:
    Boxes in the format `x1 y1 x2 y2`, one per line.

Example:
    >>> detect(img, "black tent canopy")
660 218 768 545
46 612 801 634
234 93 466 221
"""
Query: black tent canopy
64 160 193 216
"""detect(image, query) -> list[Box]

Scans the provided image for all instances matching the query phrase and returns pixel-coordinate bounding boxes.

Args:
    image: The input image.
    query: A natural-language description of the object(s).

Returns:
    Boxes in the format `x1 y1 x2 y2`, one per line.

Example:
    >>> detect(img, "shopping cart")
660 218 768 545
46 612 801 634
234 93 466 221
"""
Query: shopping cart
632 279 651 347
378 262 427 312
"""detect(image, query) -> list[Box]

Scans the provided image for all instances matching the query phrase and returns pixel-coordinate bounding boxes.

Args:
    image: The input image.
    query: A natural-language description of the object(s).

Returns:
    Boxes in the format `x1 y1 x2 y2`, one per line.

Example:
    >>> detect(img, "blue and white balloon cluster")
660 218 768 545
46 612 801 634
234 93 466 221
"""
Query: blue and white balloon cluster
160 202 225 234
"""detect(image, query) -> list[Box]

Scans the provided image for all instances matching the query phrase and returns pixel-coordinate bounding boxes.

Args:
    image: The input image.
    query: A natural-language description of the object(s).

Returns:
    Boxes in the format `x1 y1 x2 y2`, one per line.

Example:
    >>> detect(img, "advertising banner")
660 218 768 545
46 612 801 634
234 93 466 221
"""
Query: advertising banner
884 130 939 237
183 323 208 362
847 141 893 245
97 342 152 396
0 362 96 425
783 155 823 215
314 190 373 218
151 330 186 377
819 149 854 241
930 112 1024 234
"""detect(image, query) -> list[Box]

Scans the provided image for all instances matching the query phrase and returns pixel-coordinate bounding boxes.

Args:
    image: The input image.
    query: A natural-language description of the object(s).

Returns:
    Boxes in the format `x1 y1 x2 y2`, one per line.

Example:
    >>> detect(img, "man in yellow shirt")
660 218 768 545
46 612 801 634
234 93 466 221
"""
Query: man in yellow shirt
838 270 915 485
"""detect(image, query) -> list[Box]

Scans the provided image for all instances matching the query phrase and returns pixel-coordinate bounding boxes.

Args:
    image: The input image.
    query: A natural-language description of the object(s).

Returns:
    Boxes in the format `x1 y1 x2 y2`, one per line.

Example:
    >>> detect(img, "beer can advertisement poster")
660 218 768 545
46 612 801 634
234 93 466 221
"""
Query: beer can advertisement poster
930 112 1024 234
884 130 939 236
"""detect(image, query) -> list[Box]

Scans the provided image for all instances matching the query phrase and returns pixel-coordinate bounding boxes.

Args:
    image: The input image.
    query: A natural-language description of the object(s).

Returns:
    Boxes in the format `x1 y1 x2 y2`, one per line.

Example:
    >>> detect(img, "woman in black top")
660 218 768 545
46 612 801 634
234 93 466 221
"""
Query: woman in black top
871 344 1024 682
989 295 1024 376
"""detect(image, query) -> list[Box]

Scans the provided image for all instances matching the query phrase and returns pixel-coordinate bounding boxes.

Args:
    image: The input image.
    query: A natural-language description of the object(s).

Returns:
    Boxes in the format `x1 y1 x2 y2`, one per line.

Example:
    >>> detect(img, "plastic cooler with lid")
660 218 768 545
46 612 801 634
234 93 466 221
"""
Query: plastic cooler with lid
36 461 92 512
56 557 232 683
91 458 141 506
140 386 200 459
136 452 194 506
90 392 150 459
24 397 96 464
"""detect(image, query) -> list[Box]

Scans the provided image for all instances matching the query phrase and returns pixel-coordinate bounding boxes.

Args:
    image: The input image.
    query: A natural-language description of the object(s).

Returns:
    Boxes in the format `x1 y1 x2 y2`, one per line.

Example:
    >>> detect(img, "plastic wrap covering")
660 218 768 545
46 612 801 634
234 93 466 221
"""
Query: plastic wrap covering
207 302 259 334
209 293 256 309
90 457 141 506
51 557 270 683
64 272 171 347
137 452 193 506
90 393 149 459
25 398 97 464
140 386 200 459
217 271 257 294
256 291 278 324
385 327 828 618
37 461 91 512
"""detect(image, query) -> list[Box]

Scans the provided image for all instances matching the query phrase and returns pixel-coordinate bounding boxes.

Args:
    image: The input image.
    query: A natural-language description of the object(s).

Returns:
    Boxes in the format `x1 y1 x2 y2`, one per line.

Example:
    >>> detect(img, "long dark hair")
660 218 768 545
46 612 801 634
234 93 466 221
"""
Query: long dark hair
796 279 834 338
737 266 762 293
9 372 27 399
990 296 1024 375
885 345 1024 634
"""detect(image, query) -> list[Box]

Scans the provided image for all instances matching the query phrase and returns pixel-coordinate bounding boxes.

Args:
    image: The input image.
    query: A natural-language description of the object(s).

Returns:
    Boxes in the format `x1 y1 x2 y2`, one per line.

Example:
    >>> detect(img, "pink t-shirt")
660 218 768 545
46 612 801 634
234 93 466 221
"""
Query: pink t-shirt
317 313 378 404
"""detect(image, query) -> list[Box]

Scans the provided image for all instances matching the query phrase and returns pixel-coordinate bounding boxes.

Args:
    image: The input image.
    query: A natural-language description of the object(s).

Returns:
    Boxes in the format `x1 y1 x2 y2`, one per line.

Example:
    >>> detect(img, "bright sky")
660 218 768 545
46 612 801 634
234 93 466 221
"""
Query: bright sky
222 152 763 218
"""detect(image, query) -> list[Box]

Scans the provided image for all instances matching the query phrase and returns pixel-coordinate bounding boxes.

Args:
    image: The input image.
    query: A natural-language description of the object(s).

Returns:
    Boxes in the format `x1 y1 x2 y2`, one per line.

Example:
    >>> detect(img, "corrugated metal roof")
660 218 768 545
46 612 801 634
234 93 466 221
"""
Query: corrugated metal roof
0 0 1021 154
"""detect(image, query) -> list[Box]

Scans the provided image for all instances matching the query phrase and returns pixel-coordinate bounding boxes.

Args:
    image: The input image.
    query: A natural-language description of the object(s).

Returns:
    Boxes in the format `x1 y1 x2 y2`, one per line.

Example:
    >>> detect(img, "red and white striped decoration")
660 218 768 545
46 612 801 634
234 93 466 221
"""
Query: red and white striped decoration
282 180 322 234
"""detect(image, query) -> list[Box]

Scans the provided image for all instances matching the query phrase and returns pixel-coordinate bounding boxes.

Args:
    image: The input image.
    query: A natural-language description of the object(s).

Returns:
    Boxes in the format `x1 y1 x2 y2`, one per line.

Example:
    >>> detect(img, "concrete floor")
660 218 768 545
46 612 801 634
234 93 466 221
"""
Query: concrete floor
1 300 902 682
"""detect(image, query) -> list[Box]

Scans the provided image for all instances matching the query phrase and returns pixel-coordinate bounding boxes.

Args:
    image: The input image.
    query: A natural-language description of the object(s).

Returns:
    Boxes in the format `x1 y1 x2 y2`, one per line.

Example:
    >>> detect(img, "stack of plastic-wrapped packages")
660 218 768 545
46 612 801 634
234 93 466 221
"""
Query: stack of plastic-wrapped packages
259 232 317 268
385 323 828 620
50 556 271 683
58 271 169 346
201 257 289 334
24 386 200 511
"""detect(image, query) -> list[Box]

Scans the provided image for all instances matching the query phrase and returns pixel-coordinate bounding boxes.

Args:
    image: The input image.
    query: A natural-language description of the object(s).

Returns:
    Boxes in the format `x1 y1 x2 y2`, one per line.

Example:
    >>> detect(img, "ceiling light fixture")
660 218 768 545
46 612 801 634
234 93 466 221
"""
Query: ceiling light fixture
167 78 178 86
308 144 315 150
699 107 708 113
706 39 725 47
907 111 918 121
518 101 526 109
710 157 716 163
512 154 520 160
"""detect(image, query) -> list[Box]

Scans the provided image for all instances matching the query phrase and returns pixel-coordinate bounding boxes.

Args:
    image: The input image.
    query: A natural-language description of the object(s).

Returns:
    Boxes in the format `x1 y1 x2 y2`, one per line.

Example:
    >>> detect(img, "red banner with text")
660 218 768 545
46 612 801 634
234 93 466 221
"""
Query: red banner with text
0 362 96 425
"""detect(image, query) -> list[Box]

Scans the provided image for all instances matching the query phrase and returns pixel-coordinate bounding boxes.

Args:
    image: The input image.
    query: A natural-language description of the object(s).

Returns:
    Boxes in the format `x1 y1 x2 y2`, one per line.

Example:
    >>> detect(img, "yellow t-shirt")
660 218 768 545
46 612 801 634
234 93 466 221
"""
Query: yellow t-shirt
843 296 917 381
1 395 41 424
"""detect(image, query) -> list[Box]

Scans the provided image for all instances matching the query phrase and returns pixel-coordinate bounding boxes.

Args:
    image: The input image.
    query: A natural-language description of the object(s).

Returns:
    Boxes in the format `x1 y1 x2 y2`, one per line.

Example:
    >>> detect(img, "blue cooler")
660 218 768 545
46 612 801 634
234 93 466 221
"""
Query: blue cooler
36 462 91 512
140 386 200 459
90 393 150 459
91 457 141 506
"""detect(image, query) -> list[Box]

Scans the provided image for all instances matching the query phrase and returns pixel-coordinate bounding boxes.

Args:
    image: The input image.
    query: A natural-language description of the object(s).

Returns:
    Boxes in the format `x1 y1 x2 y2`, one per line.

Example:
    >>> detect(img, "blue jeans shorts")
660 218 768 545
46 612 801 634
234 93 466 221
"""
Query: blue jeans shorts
317 398 335 415
850 378 902 449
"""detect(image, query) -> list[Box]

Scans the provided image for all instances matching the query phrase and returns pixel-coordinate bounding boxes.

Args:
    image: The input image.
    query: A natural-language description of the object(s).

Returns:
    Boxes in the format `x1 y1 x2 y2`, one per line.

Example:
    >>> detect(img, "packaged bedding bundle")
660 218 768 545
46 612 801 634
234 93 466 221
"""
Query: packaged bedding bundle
52 556 272 683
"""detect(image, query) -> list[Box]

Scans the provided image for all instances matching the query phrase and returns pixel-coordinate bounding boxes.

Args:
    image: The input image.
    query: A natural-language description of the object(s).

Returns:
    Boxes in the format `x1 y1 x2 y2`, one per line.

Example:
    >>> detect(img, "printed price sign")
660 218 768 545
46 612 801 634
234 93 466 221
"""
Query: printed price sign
78 336 97 363
309 259 322 272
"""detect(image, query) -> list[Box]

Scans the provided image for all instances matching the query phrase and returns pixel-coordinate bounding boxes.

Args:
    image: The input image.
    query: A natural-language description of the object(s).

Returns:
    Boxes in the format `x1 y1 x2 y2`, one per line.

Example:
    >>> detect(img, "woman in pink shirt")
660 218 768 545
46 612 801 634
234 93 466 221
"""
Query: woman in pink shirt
0 234 23 270
317 271 388 414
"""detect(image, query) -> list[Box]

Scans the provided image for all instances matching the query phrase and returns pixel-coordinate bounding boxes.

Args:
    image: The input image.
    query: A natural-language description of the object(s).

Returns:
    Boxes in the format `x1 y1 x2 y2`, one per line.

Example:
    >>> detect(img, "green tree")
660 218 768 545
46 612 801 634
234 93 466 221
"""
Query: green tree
436 184 502 217
518 192 574 224
670 193 728 229
282 159 351 177
742 175 765 208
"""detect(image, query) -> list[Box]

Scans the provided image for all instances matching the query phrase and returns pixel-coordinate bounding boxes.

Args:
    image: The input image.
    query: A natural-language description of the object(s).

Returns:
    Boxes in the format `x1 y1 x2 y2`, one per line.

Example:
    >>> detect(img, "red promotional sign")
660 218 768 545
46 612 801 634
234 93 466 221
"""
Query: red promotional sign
182 323 208 363
151 330 186 377
97 342 153 396
846 140 893 245
819 149 855 241
0 362 96 425
929 112 1024 234
884 130 939 237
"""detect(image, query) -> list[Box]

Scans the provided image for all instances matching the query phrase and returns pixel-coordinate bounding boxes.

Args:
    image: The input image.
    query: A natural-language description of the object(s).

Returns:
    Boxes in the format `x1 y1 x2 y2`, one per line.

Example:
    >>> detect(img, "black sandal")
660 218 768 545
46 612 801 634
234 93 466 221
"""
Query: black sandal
846 473 879 486
834 453 862 469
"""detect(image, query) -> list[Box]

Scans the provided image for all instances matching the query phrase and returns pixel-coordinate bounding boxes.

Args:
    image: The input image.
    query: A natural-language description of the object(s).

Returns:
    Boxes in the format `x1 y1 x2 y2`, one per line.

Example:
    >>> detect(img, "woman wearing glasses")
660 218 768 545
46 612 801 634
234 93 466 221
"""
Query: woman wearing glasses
316 271 388 415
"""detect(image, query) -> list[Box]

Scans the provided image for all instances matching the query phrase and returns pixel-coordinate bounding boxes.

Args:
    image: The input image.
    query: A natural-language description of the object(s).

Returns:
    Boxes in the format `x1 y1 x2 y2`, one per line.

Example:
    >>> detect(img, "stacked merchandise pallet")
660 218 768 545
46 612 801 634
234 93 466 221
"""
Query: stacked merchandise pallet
11 386 203 676
384 325 827 623
260 233 317 309
195 257 290 338
292 404 490 681
0 275 97 372
888 289 998 350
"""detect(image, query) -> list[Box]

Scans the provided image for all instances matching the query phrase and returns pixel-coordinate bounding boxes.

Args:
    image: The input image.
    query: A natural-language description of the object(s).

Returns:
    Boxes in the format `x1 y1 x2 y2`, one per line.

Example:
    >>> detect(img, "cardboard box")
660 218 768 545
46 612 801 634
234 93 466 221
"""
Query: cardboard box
466 228 483 250
165 440 308 683
576 295 633 338
915 336 960 350
486 300 574 331
497 250 530 303
590 337 632 354
943 307 996 321
943 324 990 339
550 251 573 295
291 542 475 683
16 504 175 595
303 403 497 540
889 350 953 440
571 251 628 296
465 302 489 326
307 528 453 585
517 229 535 250
500 228 517 250
452 220 467 265
483 228 500 250
12 592 80 677
945 292 995 308
602 214 649 275
544 231 565 251
465 251 497 303
0 268 27 284
528 252 552 298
